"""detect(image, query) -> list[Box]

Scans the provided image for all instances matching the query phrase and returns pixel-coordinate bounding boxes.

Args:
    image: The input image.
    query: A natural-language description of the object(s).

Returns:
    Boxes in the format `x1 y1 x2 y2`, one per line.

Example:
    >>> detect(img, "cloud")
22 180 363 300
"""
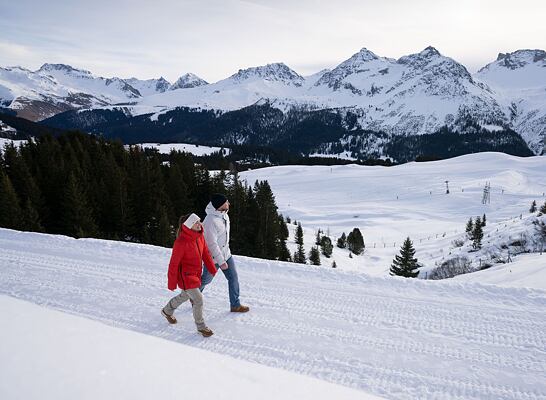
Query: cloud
0 0 544 79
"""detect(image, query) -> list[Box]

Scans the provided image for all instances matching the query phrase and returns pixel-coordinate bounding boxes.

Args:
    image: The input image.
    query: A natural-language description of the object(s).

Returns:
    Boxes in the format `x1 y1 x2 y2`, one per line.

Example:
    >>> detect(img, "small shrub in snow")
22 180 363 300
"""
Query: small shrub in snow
452 238 464 248
428 256 473 280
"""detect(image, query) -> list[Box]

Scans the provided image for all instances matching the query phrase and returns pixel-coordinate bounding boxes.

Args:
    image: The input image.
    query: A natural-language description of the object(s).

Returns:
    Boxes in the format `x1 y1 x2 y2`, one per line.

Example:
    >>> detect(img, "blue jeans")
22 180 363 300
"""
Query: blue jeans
200 256 240 308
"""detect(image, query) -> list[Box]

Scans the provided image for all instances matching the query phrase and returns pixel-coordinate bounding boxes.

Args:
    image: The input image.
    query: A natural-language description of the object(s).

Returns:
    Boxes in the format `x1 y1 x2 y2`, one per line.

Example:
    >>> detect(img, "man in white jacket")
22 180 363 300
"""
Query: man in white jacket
201 193 249 313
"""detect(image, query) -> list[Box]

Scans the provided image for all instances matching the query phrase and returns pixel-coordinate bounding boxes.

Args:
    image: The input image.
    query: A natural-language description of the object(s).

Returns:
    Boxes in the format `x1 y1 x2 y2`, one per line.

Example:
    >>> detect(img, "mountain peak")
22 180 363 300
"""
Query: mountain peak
354 47 379 61
229 63 304 86
38 63 91 75
170 73 208 90
494 49 546 69
397 46 446 67
420 46 441 57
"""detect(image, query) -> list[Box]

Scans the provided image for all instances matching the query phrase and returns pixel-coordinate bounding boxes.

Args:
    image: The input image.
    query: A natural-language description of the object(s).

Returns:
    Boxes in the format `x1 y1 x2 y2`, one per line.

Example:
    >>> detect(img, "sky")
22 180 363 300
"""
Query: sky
0 0 545 83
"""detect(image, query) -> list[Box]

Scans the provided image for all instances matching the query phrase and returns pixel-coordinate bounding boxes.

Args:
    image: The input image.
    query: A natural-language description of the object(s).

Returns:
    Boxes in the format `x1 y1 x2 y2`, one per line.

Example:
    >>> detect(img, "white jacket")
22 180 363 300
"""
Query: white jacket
203 202 232 266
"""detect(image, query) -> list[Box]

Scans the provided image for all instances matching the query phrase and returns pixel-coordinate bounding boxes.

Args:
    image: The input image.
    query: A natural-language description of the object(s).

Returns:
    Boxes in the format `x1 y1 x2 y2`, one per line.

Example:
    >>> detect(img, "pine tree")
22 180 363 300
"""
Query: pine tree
332 260 337 268
0 168 23 229
540 201 546 216
320 236 333 258
21 198 43 232
347 228 365 255
482 214 487 227
309 246 321 265
293 222 306 263
315 230 321 245
530 200 537 213
337 232 347 248
254 180 282 260
389 237 419 278
2 143 44 221
465 217 474 240
472 217 483 250
277 215 291 262
60 173 98 238
153 205 174 247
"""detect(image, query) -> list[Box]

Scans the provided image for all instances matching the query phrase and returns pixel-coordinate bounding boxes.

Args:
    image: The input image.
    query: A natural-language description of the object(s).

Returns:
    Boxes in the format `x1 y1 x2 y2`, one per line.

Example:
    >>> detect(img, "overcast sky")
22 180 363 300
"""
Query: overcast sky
1 0 545 83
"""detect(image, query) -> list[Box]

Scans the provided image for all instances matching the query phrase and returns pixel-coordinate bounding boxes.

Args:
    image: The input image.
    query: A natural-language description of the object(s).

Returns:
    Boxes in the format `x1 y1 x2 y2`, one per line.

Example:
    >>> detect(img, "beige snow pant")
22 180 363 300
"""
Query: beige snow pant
163 288 206 329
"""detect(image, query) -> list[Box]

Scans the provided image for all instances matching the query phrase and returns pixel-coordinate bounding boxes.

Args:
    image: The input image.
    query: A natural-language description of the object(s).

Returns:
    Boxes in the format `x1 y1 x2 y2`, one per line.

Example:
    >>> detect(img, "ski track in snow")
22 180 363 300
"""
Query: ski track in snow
0 229 545 400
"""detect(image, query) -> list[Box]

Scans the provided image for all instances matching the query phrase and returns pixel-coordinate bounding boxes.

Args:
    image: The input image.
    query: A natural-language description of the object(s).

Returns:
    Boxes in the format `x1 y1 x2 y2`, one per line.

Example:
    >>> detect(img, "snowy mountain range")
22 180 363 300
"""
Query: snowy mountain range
1 47 544 155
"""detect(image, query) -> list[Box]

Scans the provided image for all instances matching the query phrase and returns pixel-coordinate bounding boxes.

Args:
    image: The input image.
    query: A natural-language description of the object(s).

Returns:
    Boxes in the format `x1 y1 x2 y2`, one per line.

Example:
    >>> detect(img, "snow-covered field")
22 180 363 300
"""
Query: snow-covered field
1 295 377 400
0 228 545 400
131 142 230 156
240 152 546 285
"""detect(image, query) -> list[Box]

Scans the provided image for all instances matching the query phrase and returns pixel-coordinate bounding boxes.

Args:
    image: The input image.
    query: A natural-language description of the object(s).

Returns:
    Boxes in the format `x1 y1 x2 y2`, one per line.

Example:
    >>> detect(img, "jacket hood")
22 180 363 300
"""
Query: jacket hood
206 201 226 217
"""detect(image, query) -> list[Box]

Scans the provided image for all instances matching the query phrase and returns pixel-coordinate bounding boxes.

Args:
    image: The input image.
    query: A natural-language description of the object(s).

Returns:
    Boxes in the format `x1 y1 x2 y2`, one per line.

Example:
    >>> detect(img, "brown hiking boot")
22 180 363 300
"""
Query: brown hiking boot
230 305 250 313
161 309 177 324
198 327 214 337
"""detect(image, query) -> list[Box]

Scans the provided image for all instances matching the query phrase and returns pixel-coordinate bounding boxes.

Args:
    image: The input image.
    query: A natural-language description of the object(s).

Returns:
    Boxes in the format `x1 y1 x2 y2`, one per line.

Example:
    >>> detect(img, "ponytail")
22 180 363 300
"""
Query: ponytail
176 214 191 238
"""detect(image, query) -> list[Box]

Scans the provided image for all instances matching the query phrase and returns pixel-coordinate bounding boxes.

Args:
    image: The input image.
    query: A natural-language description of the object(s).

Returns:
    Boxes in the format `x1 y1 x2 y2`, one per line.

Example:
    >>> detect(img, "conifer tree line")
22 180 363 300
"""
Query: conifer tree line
0 132 290 261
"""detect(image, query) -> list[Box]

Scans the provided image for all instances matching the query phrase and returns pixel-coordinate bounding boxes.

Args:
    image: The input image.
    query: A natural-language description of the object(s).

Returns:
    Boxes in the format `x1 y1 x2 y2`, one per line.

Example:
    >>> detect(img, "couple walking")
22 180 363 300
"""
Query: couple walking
161 194 249 337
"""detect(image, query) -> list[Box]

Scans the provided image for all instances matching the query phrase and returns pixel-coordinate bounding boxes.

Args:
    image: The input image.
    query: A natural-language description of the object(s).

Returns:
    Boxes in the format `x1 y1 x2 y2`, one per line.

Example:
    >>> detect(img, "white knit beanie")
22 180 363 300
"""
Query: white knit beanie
183 213 201 229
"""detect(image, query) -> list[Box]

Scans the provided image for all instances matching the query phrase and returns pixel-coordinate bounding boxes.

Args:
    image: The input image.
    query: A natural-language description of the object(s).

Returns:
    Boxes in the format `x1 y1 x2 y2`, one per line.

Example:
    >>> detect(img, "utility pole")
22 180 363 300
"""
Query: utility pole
482 182 491 205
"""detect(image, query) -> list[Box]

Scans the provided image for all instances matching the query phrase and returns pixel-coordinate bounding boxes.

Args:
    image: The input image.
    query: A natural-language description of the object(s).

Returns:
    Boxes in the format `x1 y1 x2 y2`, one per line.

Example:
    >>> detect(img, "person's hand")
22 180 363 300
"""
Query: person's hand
220 262 229 270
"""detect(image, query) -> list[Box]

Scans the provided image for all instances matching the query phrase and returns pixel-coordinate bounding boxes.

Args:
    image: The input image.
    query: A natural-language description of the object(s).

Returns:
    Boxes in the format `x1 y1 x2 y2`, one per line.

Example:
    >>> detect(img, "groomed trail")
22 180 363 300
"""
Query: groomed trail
1 228 545 400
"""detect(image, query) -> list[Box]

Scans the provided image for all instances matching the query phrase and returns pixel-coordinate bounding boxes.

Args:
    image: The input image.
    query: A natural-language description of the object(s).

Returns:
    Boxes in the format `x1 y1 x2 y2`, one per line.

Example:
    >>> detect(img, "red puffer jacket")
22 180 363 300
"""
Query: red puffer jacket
167 225 217 291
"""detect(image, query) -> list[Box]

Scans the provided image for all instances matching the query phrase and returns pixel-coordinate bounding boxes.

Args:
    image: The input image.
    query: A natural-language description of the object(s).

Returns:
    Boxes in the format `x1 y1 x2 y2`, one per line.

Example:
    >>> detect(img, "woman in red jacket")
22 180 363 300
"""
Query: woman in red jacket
161 213 217 337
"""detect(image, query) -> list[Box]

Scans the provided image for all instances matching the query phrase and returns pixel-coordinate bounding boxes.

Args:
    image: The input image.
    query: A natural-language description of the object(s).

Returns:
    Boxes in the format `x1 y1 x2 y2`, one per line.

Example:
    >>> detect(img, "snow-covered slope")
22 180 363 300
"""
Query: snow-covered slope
1 295 378 400
125 76 171 96
0 228 544 400
137 62 309 112
240 152 546 281
310 47 506 136
0 64 141 120
476 50 546 155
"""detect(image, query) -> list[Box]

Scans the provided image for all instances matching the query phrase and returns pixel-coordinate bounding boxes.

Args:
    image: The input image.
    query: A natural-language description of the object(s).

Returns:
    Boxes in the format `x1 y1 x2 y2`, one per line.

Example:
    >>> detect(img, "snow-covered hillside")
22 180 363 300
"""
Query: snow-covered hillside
240 152 546 284
0 228 544 400
132 142 230 156
0 138 26 153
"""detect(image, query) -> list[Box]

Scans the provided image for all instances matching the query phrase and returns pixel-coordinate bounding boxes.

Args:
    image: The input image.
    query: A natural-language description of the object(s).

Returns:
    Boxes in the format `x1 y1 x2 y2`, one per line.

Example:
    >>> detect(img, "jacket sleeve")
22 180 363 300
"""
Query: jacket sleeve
202 239 217 276
167 240 183 291
203 218 226 265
